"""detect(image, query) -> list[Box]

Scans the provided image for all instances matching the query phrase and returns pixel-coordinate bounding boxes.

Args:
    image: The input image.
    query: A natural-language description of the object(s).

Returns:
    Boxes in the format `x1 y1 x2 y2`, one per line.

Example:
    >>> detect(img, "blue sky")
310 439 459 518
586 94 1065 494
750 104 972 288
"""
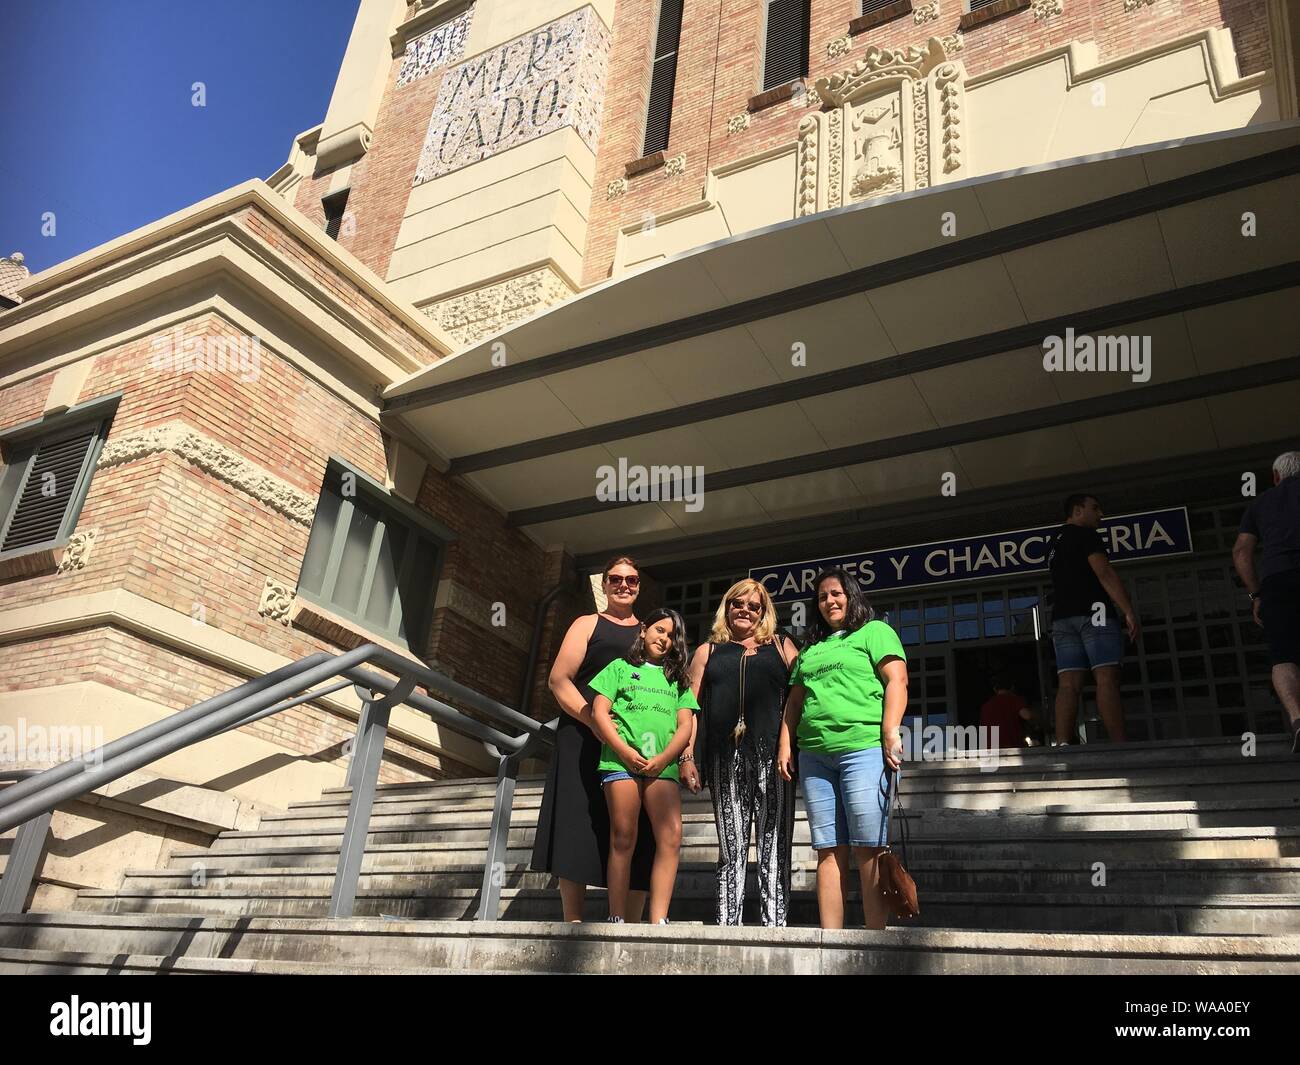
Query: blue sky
0 0 361 276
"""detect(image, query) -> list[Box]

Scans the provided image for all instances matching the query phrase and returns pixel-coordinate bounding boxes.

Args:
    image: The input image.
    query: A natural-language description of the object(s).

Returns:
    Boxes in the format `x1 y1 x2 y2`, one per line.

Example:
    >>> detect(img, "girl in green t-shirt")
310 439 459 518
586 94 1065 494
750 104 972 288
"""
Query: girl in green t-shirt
590 607 700 924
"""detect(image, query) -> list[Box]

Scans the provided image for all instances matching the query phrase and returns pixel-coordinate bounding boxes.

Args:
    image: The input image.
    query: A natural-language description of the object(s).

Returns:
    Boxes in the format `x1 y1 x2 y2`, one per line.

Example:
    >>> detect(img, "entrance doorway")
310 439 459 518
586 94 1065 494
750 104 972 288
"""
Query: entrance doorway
951 641 1045 746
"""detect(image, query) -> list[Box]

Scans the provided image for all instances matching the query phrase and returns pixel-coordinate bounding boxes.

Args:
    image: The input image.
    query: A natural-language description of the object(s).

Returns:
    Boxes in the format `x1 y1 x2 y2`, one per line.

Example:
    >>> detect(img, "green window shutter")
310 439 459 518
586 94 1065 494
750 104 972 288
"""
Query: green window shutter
0 426 99 553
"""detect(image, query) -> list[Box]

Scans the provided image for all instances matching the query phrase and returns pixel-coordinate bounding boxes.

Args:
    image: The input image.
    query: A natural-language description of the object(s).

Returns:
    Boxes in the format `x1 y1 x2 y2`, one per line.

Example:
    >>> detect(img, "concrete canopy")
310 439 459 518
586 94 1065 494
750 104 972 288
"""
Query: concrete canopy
384 121 1300 565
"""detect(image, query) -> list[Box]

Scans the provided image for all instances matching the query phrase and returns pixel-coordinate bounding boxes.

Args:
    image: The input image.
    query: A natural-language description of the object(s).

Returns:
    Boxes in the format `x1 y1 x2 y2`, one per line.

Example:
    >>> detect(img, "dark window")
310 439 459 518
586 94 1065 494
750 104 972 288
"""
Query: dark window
323 190 350 242
643 0 684 156
763 0 810 92
861 0 900 13
0 415 109 556
296 461 450 649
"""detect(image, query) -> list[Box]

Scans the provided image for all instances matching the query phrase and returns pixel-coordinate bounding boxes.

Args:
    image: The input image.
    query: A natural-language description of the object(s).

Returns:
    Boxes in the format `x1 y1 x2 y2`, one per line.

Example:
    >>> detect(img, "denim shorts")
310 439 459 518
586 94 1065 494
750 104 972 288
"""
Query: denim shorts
799 746 889 850
1051 615 1124 672
602 770 635 786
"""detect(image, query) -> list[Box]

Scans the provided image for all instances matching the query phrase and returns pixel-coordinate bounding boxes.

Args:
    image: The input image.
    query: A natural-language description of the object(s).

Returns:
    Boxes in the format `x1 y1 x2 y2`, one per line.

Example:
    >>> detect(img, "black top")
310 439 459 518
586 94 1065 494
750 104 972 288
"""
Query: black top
697 639 793 786
575 614 640 704
1048 523 1113 622
1241 477 1300 581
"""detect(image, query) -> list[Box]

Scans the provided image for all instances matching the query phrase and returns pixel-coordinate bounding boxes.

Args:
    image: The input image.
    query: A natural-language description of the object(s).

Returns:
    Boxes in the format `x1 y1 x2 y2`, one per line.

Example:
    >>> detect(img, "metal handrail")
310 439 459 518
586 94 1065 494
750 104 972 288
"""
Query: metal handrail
0 643 554 920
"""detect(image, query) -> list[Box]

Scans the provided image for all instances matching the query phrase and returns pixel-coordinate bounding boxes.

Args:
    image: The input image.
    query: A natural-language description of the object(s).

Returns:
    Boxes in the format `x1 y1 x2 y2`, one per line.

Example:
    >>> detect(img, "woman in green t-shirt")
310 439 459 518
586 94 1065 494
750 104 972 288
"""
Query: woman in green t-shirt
589 607 700 924
776 567 909 930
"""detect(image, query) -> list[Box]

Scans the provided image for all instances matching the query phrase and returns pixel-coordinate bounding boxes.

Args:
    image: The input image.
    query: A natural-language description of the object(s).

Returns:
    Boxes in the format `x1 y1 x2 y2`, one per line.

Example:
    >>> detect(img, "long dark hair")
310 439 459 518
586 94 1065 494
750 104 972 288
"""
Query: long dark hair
803 566 874 646
627 607 690 692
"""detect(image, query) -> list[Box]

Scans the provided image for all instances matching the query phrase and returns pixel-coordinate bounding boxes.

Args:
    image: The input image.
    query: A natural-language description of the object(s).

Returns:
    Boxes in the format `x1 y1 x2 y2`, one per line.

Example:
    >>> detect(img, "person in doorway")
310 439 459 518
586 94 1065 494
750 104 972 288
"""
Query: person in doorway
530 556 655 921
589 608 699 924
1048 494 1141 744
978 675 1032 749
1232 451 1300 755
684 578 798 926
776 567 908 930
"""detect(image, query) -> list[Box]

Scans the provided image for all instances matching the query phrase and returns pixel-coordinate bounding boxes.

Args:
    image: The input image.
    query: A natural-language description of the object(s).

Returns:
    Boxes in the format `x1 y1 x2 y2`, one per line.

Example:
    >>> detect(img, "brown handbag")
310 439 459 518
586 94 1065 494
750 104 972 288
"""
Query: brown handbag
878 767 920 920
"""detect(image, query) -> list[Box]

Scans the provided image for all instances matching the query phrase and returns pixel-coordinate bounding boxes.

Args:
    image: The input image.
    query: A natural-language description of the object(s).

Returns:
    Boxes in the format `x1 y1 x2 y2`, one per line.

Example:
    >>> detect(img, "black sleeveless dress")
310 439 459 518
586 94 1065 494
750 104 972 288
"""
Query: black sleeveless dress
530 614 655 889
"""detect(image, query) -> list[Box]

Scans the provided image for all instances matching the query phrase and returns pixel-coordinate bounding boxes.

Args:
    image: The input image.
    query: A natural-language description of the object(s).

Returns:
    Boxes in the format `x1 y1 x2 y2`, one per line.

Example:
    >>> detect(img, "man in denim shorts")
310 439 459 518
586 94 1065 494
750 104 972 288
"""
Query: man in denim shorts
1047 493 1141 744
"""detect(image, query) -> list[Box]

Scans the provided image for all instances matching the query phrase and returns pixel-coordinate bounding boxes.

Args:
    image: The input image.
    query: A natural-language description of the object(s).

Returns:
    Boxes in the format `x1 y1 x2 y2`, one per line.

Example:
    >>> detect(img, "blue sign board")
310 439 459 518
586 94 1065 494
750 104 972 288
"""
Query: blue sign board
750 507 1193 604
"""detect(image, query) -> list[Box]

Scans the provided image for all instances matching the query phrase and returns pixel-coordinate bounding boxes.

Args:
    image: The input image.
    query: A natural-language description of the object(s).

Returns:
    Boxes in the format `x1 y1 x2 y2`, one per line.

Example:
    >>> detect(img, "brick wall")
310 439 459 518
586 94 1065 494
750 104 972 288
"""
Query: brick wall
579 0 1275 284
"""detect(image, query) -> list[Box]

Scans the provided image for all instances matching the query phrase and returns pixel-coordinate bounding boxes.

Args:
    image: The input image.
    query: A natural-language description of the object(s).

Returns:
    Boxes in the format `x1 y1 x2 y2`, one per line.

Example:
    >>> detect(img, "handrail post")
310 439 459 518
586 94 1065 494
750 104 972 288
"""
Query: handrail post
0 811 53 914
328 675 415 920
476 751 522 921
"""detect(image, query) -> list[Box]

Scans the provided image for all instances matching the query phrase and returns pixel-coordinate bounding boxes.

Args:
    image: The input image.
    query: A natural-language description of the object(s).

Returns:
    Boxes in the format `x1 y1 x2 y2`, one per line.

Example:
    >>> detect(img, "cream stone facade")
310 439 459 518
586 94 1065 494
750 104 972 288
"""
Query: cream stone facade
3 0 1299 915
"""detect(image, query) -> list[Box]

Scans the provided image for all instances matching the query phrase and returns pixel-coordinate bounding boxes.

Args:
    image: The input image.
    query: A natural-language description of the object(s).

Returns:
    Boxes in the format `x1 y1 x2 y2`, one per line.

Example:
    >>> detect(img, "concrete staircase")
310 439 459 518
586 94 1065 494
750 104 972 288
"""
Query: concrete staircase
4 736 1300 973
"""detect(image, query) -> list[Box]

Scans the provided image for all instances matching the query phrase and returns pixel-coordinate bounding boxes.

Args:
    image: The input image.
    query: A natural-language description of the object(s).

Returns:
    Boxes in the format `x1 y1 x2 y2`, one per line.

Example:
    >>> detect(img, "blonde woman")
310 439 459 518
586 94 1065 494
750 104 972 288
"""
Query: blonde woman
686 579 798 926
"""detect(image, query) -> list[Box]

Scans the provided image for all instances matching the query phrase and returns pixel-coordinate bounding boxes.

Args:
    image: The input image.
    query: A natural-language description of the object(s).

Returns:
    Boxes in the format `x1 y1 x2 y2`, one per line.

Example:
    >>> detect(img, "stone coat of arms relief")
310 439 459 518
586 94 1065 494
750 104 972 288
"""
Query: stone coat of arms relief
796 37 968 217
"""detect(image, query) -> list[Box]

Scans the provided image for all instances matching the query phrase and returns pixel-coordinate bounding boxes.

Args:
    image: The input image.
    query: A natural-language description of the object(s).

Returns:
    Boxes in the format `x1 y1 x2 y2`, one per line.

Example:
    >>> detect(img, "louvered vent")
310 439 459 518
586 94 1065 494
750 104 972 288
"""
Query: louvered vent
763 0 810 91
643 0 685 156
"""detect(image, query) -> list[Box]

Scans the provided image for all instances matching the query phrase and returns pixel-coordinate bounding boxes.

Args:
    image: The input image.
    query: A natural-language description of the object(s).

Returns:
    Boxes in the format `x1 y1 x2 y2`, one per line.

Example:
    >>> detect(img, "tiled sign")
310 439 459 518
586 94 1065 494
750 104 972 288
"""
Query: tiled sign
413 5 610 184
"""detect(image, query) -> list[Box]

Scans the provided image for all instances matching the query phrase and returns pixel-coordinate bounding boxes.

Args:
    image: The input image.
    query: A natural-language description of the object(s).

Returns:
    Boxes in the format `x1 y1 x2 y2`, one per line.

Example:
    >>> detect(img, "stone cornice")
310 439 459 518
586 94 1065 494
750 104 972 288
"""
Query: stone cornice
0 216 431 384
9 179 455 358
97 421 317 526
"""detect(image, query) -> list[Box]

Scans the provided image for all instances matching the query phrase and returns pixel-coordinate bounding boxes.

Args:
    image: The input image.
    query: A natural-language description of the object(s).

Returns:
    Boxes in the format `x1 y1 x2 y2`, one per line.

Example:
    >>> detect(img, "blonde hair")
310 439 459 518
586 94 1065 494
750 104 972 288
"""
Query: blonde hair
708 579 778 645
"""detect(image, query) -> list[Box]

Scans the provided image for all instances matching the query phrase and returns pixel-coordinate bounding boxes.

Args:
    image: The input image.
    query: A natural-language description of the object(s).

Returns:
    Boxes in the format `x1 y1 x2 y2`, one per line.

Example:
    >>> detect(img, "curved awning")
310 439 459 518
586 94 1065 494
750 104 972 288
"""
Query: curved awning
384 121 1300 564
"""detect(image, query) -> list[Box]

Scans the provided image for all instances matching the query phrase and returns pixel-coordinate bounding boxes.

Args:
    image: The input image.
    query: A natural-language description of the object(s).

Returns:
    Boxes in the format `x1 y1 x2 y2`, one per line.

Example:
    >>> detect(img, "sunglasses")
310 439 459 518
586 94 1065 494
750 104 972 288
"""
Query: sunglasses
606 574 640 588
728 598 764 614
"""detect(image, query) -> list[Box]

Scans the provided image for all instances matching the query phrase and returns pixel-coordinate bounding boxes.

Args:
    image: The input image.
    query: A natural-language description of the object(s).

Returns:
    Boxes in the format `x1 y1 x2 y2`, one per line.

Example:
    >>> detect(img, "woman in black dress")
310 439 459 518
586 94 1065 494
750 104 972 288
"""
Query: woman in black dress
530 556 654 921
685 578 797 926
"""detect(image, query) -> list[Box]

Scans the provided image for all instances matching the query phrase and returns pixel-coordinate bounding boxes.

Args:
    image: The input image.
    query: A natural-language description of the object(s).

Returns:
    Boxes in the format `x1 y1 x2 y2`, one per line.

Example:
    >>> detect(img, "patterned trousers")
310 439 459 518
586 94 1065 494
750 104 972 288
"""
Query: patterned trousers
708 745 795 926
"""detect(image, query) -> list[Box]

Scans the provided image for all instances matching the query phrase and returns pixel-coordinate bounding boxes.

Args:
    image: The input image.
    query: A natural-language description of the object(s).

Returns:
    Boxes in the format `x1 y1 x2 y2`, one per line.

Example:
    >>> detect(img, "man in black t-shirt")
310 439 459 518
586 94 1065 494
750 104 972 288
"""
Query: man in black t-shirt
1232 451 1300 754
1047 493 1141 744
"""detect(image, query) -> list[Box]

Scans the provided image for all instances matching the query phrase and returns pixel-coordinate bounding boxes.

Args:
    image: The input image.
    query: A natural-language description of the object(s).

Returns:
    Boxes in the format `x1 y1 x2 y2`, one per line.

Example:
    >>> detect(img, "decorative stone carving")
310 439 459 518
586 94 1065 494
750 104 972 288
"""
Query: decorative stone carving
1124 0 1155 10
607 177 628 199
1032 0 1063 19
664 152 687 176
422 266 574 345
97 423 316 525
414 7 610 183
796 35 967 216
726 112 751 134
803 84 822 108
914 1 941 24
57 528 98 573
259 576 295 624
396 6 473 87
939 31 964 54
827 35 852 59
796 114 821 216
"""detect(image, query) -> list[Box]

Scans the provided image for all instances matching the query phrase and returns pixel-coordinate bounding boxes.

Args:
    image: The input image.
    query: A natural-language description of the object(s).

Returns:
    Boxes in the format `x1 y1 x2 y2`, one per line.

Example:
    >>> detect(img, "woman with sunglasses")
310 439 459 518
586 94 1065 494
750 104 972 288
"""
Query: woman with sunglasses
685 578 798 926
530 556 656 921
777 567 908 930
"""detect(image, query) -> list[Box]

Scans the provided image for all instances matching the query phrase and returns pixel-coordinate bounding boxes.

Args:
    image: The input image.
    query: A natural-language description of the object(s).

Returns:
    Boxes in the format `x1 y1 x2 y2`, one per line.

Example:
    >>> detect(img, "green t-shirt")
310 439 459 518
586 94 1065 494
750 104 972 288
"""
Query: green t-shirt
789 620 906 754
589 658 700 781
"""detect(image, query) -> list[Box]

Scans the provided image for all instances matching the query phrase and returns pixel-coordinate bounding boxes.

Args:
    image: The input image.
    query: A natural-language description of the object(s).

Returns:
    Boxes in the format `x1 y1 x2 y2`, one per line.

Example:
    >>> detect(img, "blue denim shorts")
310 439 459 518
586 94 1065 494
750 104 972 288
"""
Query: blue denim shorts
799 746 889 850
602 770 635 786
1051 615 1124 672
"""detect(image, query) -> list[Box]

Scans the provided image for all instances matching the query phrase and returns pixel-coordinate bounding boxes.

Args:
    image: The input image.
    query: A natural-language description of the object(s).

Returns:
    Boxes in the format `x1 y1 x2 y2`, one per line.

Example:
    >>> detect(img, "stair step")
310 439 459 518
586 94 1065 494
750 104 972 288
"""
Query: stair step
118 857 1300 898
5 911 1298 974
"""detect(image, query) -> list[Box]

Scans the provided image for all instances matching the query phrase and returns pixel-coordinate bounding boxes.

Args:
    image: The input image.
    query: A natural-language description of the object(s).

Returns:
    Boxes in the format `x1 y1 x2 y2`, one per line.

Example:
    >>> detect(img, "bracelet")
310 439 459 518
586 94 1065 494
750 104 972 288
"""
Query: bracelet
678 754 694 764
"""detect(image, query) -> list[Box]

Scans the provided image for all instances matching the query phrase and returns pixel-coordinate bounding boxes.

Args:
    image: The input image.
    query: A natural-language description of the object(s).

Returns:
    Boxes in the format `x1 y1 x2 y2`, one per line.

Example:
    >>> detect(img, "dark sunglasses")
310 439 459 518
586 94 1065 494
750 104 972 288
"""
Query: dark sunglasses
728 598 764 614
606 574 640 588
